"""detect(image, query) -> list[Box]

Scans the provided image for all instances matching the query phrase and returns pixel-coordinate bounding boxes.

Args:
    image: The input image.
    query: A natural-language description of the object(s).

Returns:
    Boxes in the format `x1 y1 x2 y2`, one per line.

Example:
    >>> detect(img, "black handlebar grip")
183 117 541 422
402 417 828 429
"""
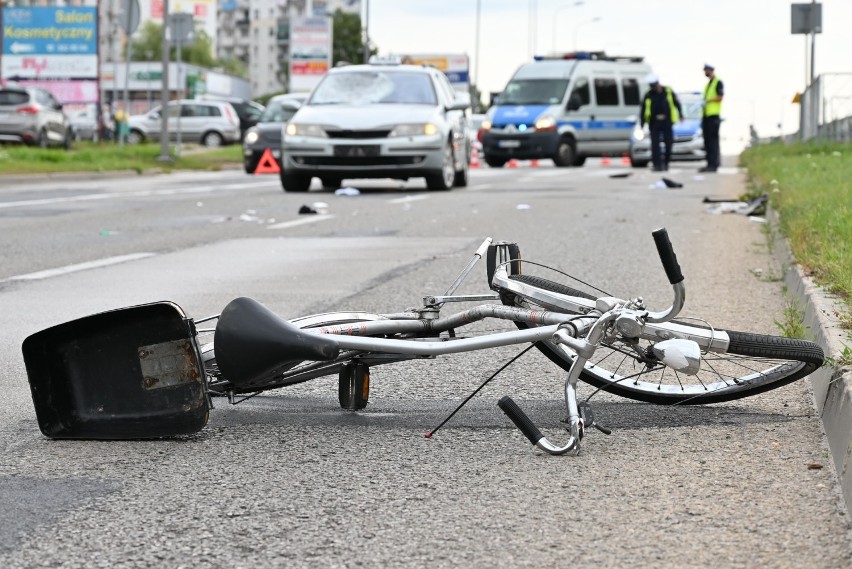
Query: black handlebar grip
651 228 684 284
498 396 544 446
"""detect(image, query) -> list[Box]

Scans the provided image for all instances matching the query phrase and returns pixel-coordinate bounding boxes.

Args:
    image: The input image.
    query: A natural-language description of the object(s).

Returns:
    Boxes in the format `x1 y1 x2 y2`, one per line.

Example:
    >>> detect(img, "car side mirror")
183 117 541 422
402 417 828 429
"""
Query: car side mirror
446 101 469 112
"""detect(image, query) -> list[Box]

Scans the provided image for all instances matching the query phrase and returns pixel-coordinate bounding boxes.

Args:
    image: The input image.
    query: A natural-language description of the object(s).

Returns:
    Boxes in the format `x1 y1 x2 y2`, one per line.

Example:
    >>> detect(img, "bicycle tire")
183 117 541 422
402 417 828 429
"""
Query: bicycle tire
499 274 824 405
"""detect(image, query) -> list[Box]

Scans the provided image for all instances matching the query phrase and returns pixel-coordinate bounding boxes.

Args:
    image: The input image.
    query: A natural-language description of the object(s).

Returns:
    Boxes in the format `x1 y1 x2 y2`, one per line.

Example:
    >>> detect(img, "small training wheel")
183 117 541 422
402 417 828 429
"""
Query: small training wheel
338 362 370 410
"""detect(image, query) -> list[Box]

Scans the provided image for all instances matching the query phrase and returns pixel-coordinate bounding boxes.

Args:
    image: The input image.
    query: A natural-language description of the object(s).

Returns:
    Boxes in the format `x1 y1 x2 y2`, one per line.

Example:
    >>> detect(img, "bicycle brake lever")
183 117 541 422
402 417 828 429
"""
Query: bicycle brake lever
577 402 612 435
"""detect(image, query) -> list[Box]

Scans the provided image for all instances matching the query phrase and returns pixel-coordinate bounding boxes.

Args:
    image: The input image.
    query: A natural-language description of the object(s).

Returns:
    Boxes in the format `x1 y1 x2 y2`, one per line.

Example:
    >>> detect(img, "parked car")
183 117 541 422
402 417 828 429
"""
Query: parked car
0 83 73 149
280 55 471 192
127 99 241 147
243 93 308 173
628 92 706 168
197 95 265 140
68 107 99 142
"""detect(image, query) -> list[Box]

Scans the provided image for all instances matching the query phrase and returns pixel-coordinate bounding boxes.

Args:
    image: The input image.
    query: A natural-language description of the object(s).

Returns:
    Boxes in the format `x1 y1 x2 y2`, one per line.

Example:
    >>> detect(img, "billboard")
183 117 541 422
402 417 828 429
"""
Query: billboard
399 53 470 92
289 16 332 93
1 5 99 104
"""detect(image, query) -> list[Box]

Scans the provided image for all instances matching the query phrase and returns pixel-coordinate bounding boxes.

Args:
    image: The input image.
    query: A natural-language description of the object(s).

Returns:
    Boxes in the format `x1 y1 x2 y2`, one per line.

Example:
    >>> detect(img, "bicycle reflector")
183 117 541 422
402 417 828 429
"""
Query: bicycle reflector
651 339 701 375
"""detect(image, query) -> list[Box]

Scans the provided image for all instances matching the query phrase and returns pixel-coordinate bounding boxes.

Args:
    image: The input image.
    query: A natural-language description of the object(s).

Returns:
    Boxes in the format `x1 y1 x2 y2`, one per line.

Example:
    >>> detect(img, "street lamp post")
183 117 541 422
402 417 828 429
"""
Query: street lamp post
573 16 601 51
552 1 584 53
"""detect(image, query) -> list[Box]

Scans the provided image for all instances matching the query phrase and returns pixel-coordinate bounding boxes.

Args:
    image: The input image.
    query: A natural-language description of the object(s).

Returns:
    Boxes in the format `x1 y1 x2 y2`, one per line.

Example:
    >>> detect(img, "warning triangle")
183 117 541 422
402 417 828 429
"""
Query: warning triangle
254 148 281 174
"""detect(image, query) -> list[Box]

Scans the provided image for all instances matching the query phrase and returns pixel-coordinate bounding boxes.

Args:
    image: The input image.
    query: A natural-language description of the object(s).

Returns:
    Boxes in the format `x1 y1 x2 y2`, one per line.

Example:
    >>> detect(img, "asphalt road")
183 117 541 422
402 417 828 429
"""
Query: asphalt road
1 160 850 568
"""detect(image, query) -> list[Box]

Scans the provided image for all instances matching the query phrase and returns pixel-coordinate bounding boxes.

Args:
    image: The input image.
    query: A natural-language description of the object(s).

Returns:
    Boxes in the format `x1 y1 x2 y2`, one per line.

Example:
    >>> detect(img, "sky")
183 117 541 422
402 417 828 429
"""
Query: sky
364 0 852 154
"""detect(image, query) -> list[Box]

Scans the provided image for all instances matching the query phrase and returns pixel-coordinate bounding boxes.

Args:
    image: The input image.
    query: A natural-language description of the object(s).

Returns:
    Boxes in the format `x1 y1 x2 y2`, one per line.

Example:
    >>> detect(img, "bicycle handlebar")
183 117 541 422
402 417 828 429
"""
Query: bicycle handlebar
651 228 684 285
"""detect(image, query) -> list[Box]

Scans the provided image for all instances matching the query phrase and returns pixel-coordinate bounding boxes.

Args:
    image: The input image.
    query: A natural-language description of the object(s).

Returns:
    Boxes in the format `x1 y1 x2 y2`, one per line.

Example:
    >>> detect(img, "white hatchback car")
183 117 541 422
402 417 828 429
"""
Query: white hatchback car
280 56 471 192
127 99 241 147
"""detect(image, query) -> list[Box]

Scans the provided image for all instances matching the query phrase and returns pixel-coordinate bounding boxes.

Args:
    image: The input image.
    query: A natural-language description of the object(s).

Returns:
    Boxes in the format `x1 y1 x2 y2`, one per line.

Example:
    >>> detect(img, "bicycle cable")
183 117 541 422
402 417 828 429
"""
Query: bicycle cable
498 259 613 297
425 343 536 439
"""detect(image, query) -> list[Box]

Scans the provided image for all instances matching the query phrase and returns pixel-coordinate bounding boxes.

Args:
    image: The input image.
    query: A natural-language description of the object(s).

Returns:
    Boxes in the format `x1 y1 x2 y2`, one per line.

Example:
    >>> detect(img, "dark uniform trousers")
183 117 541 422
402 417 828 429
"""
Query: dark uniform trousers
702 115 721 170
650 119 673 169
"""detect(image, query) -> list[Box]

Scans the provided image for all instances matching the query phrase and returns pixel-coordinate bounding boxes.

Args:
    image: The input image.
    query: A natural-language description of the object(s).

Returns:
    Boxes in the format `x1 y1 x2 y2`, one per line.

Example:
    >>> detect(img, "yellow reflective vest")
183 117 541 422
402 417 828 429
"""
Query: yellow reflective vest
704 77 722 117
643 87 680 123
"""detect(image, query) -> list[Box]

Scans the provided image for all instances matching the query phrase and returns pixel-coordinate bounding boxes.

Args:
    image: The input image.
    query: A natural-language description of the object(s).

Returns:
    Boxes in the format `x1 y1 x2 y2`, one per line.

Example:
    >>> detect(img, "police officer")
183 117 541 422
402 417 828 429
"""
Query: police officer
700 63 724 172
640 74 684 172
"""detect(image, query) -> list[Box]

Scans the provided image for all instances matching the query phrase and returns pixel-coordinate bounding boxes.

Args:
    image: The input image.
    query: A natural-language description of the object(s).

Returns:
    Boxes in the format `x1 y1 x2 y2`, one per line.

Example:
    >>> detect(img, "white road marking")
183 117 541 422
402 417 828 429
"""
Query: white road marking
2 253 156 283
386 194 430 204
466 183 493 192
0 180 279 210
266 214 335 230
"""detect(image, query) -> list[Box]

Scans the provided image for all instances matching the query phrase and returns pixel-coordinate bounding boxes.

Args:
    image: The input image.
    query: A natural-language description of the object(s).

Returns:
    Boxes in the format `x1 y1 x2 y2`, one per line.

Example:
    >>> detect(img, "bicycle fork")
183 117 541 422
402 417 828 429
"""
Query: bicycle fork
498 312 616 455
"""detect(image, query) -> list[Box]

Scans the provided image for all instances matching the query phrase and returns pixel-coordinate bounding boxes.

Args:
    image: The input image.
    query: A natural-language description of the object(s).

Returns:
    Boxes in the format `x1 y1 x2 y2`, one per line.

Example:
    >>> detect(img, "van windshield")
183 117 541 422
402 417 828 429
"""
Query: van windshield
498 79 569 105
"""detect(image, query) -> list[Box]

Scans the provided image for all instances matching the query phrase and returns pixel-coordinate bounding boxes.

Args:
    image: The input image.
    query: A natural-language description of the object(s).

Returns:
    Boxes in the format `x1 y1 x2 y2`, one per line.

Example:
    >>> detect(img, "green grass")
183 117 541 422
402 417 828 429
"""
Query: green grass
740 142 852 328
0 142 243 175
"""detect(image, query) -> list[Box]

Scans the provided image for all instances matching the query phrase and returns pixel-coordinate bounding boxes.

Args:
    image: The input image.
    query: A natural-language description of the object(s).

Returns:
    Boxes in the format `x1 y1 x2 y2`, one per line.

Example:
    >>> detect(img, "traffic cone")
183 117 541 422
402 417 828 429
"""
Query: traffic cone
621 152 630 165
507 159 519 168
530 159 540 167
470 146 481 168
601 153 611 166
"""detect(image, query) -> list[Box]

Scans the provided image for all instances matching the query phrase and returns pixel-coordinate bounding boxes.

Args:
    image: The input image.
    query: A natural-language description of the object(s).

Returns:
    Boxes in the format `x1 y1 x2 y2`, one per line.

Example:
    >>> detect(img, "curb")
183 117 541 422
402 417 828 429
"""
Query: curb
769 208 852 514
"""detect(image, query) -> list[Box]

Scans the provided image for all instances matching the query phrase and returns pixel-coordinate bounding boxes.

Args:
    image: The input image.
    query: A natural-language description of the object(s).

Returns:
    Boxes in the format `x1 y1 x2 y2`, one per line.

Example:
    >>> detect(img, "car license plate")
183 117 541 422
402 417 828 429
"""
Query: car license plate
498 140 521 148
333 145 380 157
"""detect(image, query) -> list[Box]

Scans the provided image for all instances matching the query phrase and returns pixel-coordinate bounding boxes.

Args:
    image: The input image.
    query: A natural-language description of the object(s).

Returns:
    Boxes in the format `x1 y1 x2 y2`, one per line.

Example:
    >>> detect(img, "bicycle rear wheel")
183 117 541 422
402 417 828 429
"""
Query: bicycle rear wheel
499 273 824 405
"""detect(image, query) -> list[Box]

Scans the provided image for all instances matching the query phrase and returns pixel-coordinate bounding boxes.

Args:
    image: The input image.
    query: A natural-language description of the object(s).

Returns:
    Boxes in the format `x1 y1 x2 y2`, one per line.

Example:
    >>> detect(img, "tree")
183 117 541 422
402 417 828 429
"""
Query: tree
129 21 246 78
331 9 376 65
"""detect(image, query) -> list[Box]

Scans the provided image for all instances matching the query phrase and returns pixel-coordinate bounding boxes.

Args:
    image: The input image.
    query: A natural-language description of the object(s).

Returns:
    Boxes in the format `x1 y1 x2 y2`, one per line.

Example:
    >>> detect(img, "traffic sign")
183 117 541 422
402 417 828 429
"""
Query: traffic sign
119 0 141 36
168 13 195 47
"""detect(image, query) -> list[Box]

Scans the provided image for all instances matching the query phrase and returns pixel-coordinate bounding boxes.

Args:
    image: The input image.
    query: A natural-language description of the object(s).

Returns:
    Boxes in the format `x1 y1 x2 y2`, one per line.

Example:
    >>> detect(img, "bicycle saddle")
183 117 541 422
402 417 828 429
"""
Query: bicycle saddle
214 297 340 389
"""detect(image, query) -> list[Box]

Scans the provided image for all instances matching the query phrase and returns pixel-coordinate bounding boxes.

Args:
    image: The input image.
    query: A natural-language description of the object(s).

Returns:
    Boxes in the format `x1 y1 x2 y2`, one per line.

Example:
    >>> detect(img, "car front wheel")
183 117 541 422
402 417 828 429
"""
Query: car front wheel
425 140 455 191
127 130 144 145
280 172 312 192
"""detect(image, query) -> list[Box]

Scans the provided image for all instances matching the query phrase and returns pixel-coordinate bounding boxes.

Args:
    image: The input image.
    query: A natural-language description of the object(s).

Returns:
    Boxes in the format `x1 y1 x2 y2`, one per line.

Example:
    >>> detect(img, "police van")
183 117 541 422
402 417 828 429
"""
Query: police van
481 52 653 167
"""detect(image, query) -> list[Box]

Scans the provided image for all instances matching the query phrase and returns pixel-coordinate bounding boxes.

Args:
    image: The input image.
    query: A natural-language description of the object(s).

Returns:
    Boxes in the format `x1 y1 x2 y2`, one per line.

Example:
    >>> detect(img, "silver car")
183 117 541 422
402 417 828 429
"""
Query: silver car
280 57 471 192
0 84 72 149
127 99 241 147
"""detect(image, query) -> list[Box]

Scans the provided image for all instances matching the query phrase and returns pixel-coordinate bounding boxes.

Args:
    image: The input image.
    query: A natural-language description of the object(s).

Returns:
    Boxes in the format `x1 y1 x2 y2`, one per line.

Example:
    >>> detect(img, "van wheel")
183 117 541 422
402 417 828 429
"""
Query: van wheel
572 155 586 167
553 139 576 167
484 156 506 168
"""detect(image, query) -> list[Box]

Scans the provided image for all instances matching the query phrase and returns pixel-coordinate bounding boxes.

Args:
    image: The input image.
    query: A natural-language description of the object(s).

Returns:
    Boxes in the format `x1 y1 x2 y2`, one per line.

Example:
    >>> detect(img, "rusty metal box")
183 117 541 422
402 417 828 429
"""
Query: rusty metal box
22 302 209 439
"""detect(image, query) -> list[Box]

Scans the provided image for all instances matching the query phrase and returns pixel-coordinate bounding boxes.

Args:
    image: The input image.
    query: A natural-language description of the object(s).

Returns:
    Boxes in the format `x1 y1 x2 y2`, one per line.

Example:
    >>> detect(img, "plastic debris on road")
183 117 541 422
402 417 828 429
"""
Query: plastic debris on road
335 187 360 196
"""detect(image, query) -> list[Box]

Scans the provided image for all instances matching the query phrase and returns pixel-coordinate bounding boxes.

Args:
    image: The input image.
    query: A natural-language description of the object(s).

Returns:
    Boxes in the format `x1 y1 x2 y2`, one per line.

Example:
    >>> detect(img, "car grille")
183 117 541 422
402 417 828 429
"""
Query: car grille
674 135 694 143
294 156 424 166
325 129 392 139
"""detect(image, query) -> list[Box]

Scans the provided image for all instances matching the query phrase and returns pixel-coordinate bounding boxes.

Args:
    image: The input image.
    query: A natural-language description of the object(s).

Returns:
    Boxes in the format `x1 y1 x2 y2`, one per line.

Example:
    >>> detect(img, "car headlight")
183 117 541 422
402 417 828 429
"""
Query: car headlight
632 125 646 142
534 116 557 131
389 123 439 137
244 131 259 144
694 127 703 137
285 123 327 137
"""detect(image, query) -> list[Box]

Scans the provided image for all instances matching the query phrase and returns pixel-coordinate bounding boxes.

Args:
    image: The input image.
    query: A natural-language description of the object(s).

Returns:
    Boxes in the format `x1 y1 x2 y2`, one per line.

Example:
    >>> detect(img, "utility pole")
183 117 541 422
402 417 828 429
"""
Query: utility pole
156 0 172 162
362 0 370 63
